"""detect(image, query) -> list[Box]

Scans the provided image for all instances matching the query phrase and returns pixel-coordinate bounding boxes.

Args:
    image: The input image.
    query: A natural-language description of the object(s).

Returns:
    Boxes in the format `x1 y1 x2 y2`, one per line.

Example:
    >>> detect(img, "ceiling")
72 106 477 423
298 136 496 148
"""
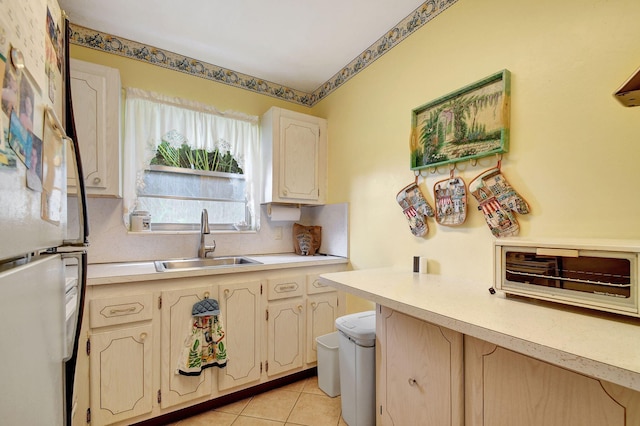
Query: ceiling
58 0 428 93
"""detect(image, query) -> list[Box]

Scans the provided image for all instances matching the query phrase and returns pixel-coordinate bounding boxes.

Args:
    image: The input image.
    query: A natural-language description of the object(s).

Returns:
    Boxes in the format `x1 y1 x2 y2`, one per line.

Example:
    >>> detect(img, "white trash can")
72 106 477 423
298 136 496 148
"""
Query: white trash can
335 311 376 426
316 331 341 397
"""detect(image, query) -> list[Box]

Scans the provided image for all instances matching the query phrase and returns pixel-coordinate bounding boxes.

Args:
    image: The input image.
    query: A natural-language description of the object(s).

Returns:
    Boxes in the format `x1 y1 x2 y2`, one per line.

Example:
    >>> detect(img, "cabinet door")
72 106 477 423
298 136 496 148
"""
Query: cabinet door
305 292 339 364
267 299 305 376
69 59 121 197
218 280 262 390
277 115 322 202
160 286 214 408
465 335 639 426
89 324 153 426
376 307 464 426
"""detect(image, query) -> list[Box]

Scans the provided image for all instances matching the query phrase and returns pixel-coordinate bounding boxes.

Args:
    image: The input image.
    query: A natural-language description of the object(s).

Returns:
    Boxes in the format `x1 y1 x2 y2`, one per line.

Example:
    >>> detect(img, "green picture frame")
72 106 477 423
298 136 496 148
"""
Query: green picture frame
411 69 510 171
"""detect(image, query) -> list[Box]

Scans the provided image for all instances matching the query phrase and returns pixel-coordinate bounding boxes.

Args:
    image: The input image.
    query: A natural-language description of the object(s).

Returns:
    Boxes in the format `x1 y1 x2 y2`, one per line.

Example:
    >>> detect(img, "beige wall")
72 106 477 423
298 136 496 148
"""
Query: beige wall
311 0 640 288
72 0 640 299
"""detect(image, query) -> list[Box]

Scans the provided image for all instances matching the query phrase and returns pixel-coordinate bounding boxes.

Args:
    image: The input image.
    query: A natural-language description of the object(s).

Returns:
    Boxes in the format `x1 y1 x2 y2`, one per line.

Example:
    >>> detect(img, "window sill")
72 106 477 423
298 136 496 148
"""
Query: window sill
126 229 257 236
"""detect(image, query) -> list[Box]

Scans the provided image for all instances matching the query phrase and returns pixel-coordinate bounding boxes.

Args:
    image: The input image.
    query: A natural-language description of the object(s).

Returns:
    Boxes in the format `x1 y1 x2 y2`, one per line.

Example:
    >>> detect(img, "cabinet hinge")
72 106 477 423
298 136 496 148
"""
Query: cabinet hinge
157 389 161 404
158 296 162 309
260 284 263 295
86 337 90 356
260 362 263 374
265 361 269 373
86 408 91 423
265 309 269 321
380 405 383 415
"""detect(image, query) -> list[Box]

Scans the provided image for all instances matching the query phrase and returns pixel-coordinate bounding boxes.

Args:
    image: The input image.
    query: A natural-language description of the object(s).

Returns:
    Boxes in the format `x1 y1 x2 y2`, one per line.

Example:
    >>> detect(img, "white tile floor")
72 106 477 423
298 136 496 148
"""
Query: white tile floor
170 376 347 426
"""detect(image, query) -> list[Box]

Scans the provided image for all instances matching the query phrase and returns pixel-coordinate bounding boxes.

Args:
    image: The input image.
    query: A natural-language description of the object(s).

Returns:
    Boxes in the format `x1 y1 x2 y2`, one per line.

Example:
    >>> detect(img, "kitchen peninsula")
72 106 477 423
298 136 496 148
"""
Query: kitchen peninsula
319 268 640 425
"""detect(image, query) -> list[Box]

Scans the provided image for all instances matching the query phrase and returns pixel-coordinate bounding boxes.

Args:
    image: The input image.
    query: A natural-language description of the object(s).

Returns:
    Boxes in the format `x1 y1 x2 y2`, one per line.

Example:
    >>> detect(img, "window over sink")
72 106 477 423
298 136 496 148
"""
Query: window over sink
122 88 260 231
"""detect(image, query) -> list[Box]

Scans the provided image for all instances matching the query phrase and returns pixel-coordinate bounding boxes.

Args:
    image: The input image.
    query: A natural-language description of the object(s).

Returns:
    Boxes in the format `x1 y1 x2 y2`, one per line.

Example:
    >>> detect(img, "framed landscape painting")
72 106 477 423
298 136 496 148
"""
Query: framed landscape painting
411 70 510 171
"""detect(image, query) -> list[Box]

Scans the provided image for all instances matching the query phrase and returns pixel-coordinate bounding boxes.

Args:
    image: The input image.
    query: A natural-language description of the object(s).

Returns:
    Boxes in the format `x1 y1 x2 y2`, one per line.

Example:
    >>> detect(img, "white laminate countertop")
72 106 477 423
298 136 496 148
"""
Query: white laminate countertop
87 253 348 285
319 267 640 392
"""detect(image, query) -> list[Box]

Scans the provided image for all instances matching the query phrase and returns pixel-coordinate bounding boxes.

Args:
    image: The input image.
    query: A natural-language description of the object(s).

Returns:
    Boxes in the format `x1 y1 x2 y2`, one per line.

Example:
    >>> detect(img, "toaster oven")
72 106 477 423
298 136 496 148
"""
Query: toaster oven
494 239 640 317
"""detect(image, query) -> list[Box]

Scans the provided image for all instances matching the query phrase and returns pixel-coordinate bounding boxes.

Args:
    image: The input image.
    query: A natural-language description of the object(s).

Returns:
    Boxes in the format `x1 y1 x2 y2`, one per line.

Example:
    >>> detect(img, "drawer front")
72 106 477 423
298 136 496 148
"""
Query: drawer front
90 294 153 328
306 273 336 295
267 275 305 300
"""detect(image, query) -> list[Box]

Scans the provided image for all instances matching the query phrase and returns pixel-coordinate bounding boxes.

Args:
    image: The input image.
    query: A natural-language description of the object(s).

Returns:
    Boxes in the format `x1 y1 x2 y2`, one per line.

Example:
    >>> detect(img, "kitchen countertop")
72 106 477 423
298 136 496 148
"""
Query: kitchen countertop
319 267 640 392
87 253 348 285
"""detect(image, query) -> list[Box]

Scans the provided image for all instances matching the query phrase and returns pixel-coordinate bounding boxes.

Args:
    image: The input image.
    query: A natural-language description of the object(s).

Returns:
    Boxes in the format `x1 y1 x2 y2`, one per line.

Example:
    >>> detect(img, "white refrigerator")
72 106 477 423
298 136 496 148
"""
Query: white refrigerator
0 0 88 425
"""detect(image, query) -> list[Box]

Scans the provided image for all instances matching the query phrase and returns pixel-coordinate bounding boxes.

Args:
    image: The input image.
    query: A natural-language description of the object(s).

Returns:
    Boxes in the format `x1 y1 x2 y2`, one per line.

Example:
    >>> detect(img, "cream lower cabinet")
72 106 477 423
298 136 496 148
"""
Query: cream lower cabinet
266 274 306 377
159 285 215 409
77 263 347 426
464 335 640 426
305 273 341 364
376 306 464 426
87 294 154 426
217 279 262 390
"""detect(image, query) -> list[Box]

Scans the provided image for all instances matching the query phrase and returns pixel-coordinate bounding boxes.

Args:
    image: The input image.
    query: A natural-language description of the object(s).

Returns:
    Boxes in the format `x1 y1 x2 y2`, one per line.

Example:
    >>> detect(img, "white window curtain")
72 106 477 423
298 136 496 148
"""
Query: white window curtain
122 87 260 229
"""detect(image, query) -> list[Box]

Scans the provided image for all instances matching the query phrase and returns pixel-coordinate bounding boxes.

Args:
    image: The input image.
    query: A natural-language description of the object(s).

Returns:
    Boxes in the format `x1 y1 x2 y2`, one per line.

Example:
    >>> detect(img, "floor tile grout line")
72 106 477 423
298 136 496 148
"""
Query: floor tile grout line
284 388 304 424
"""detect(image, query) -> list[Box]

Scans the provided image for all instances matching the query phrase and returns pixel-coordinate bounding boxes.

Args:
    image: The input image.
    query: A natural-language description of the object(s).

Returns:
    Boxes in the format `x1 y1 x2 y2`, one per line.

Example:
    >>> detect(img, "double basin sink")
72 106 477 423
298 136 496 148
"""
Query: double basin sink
154 256 262 272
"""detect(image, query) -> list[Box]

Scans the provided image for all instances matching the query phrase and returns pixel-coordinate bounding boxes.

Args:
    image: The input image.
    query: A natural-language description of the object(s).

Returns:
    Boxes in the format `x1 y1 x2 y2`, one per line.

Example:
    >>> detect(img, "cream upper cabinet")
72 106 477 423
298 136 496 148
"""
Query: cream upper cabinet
217 279 262 390
376 306 464 426
160 285 215 409
464 335 640 426
261 107 328 205
68 58 122 197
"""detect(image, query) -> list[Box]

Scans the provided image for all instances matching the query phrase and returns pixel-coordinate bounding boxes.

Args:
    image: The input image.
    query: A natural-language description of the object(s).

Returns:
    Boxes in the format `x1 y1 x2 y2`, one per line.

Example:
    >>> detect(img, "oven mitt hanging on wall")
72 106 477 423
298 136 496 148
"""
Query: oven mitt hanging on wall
396 182 435 237
480 169 530 215
434 177 467 226
471 185 520 237
470 165 529 238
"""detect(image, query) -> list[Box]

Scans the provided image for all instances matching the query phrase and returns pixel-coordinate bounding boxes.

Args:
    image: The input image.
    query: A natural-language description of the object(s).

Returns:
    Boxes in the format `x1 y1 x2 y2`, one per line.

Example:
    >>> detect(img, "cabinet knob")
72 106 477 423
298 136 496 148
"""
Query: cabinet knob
297 304 303 312
282 189 288 196
408 378 418 387
311 302 317 309
224 289 230 297
204 291 210 299
93 177 101 184
139 332 148 341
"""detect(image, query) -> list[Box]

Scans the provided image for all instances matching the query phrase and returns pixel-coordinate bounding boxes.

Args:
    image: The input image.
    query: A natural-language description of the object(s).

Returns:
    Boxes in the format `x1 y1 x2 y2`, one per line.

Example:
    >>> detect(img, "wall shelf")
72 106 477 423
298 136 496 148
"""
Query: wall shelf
614 66 640 107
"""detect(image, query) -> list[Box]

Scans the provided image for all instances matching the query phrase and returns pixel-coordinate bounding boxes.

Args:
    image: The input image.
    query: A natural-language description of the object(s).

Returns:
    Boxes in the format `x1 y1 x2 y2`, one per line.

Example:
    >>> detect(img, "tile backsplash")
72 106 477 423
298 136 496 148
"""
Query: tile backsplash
68 197 348 264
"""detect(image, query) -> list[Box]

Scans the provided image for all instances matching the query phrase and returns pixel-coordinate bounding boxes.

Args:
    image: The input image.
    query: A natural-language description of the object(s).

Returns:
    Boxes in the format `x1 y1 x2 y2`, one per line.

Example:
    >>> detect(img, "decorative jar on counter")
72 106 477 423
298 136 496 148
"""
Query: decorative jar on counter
131 210 151 232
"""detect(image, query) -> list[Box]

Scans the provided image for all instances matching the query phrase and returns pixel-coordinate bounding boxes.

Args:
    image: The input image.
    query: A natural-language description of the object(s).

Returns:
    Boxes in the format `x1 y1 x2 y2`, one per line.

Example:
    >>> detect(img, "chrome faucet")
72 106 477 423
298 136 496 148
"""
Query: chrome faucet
198 209 216 258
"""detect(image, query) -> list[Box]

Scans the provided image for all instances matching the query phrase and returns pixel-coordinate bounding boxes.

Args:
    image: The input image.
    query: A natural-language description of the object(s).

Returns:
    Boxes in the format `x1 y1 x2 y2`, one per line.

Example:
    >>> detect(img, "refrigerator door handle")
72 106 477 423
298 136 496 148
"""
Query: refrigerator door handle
60 250 86 362
45 106 89 247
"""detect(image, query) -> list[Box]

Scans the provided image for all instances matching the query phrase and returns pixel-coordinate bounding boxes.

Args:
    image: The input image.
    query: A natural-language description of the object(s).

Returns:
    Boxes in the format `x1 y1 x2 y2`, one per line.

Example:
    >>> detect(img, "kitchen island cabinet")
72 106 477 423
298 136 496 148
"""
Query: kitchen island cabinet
319 268 640 426
376 306 463 426
75 258 347 426
465 335 640 426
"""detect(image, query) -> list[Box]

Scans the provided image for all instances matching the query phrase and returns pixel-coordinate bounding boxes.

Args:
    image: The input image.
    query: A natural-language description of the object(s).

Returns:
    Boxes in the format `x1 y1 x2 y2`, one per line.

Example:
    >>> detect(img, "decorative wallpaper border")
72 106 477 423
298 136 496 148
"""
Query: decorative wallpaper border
68 0 458 107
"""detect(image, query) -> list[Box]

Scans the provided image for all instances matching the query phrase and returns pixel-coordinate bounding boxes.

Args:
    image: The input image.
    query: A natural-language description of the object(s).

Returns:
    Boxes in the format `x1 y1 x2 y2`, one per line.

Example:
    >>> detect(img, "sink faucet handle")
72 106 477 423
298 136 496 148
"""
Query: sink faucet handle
201 209 210 234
